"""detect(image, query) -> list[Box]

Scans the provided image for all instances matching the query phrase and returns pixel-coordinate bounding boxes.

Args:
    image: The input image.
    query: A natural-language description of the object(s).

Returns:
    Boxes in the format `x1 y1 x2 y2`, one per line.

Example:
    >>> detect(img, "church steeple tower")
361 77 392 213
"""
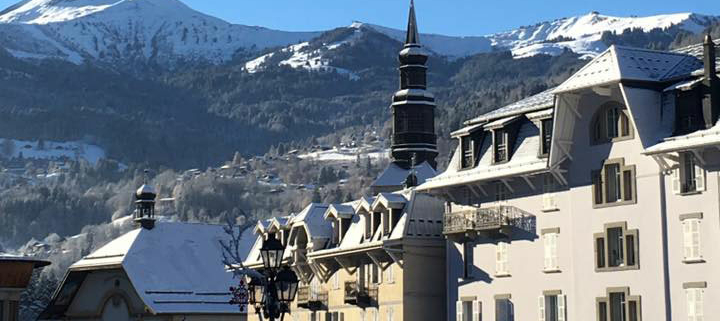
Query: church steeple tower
134 170 157 230
391 0 437 170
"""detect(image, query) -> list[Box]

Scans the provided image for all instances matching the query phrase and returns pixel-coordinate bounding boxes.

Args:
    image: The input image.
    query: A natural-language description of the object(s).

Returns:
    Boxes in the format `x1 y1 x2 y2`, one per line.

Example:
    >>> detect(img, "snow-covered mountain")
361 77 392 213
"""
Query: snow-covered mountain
0 0 717 67
0 0 320 65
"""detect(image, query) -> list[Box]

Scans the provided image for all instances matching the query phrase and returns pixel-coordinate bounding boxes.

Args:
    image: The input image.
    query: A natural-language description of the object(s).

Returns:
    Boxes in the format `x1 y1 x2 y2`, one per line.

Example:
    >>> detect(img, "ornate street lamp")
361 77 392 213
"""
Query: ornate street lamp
253 234 299 321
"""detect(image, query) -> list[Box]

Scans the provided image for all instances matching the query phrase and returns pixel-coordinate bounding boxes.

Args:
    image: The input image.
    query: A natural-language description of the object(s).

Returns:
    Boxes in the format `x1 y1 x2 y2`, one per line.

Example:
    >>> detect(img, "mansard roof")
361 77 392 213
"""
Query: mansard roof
465 88 555 125
554 45 702 94
290 203 332 240
324 204 355 220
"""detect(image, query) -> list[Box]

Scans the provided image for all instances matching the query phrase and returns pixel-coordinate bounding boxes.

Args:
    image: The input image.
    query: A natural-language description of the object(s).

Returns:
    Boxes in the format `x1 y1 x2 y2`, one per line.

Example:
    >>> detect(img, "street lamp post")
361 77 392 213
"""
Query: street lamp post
248 234 299 321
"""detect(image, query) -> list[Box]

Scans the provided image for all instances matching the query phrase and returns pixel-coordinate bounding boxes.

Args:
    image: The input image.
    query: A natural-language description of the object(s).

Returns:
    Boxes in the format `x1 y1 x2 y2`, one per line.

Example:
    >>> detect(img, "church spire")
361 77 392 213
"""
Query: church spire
405 0 420 45
134 169 157 230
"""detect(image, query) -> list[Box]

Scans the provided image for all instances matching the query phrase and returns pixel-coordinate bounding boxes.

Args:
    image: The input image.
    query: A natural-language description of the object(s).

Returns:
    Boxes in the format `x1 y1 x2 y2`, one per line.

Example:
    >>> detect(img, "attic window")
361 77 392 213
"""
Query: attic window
493 129 508 164
675 89 704 135
592 103 633 144
461 136 474 169
540 118 553 157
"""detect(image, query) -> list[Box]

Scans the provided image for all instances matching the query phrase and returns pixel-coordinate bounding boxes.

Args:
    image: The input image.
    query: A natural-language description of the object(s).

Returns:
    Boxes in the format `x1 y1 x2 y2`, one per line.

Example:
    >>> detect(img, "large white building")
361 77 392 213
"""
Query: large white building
418 36 720 321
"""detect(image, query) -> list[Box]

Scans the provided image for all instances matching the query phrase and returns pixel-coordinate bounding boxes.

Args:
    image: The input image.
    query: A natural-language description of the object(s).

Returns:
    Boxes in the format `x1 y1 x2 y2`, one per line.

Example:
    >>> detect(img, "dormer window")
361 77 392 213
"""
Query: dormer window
540 118 553 157
592 103 633 144
461 136 473 169
494 129 508 163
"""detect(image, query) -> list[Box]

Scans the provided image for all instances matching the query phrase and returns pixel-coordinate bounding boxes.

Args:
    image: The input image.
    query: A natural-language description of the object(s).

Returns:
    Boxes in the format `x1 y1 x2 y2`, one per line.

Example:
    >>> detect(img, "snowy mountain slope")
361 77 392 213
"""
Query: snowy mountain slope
0 0 321 65
489 12 720 58
242 11 719 75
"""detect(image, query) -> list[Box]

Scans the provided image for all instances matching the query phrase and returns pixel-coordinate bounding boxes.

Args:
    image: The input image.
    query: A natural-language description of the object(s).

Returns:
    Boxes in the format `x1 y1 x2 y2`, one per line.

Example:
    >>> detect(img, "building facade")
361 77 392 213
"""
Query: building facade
0 255 50 321
244 190 446 321
418 36 720 321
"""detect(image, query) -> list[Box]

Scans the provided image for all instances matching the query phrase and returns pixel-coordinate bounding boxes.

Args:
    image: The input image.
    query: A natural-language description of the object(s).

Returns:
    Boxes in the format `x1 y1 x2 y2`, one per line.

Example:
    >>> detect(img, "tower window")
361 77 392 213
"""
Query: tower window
461 136 474 169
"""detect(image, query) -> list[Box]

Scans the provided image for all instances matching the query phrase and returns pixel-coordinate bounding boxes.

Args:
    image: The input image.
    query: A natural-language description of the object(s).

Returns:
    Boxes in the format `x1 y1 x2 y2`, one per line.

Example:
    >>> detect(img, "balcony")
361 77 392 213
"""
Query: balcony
344 281 378 307
297 285 328 310
443 205 530 241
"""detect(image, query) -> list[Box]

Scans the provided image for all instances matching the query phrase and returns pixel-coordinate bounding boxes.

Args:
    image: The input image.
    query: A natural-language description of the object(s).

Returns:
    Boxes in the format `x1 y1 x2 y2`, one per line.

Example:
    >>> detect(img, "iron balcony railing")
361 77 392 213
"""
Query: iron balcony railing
297 285 328 310
344 281 378 306
443 205 524 235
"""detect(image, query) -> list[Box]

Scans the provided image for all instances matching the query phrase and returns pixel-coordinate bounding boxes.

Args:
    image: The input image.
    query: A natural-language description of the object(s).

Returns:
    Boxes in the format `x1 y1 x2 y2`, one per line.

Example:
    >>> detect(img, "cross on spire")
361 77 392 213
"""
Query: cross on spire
405 0 420 45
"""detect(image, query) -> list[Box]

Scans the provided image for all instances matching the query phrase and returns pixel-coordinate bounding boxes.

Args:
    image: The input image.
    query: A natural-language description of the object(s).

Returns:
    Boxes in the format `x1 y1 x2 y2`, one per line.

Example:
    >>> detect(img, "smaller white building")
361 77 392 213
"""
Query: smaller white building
40 221 256 321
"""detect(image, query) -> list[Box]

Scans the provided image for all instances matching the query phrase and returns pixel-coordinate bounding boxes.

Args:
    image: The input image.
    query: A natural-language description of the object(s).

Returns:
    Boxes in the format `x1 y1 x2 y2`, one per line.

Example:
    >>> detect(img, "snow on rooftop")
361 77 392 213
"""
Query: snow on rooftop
371 161 436 189
69 221 255 314
466 88 555 125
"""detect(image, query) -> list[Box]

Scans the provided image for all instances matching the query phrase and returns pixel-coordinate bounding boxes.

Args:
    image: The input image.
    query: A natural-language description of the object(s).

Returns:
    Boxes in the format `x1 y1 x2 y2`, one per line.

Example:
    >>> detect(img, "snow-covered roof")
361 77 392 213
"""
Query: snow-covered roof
54 222 255 315
290 203 332 240
0 254 51 267
672 38 720 76
371 161 437 190
465 88 555 125
324 204 355 220
644 121 720 155
553 46 702 94
419 119 548 190
136 184 156 196
484 115 522 129
371 193 407 211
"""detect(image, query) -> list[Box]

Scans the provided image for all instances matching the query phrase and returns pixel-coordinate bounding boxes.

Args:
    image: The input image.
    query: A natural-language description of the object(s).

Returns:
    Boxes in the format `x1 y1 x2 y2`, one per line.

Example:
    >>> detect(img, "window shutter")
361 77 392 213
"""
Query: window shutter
551 234 559 270
694 163 705 192
687 289 696 321
496 243 508 274
672 168 681 194
473 300 481 321
691 220 701 259
387 264 394 283
558 295 566 321
695 289 704 320
456 301 463 321
538 296 546 321
683 221 692 260
543 235 551 270
496 244 503 274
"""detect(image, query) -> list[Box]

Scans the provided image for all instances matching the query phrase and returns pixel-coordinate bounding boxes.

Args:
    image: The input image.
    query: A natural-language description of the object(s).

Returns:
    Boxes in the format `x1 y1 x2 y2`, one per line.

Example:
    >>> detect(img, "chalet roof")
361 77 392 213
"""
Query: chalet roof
644 121 720 155
465 88 555 125
554 46 702 94
53 222 255 315
672 38 720 76
290 203 332 240
371 161 436 190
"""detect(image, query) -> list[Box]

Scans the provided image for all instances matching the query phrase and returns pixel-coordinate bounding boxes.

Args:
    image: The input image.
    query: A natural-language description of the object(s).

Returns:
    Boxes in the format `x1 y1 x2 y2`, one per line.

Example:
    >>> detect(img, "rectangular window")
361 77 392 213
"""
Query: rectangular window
593 170 604 205
597 300 608 321
683 219 702 262
675 152 706 194
496 242 509 276
605 164 621 203
463 242 474 279
539 294 566 321
686 288 704 321
332 272 339 290
607 227 624 267
595 236 606 268
541 119 553 156
494 130 507 163
386 263 394 283
609 292 626 321
387 307 394 321
542 175 558 211
463 301 473 321
543 233 559 271
461 136 474 169
495 298 513 321
607 108 619 139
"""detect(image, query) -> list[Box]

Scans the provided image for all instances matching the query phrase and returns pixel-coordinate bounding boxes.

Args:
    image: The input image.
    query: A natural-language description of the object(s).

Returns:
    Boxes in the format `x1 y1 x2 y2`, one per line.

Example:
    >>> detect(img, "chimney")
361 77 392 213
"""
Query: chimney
702 34 720 128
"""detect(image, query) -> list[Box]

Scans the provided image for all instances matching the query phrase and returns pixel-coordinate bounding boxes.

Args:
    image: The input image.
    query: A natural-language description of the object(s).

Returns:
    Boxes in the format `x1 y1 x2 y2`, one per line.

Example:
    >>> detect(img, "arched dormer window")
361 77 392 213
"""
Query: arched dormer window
592 102 633 144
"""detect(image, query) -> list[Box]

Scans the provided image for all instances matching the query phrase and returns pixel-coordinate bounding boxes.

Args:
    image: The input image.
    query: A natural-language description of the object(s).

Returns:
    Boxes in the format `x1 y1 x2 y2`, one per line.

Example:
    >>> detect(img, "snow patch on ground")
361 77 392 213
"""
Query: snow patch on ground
2 139 106 165
298 146 389 163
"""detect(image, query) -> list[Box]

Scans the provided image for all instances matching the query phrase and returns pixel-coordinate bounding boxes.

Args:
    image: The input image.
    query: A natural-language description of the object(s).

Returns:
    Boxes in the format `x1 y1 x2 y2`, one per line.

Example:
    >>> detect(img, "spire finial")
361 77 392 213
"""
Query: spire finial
143 169 149 184
405 0 420 45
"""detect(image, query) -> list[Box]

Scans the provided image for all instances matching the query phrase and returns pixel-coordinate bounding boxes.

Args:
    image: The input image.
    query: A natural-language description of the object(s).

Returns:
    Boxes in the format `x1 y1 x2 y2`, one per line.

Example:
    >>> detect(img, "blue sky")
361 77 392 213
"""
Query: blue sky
1 0 719 35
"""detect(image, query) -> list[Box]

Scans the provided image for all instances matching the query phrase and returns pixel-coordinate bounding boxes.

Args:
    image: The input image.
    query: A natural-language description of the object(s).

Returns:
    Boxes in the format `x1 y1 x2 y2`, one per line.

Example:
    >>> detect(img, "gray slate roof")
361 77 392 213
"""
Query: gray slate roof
465 88 555 125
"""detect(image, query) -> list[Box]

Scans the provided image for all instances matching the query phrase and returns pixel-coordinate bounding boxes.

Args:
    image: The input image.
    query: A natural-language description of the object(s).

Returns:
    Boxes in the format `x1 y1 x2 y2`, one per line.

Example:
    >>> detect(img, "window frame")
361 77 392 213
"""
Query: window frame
591 102 634 145
542 174 559 212
539 118 554 157
592 158 637 208
460 135 475 170
495 241 510 277
542 229 560 273
596 287 641 321
539 291 566 321
493 129 509 164
594 222 639 272
673 152 706 195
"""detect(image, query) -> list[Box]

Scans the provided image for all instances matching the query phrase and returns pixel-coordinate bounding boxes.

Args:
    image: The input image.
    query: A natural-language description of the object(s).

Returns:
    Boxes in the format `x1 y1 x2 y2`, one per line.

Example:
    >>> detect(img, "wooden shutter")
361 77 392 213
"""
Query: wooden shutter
672 167 681 194
687 289 697 321
457 301 463 321
683 220 692 260
496 242 508 274
694 162 705 192
473 300 481 321
694 289 704 320
558 295 566 321
691 220 701 259
538 296 546 321
543 235 551 270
